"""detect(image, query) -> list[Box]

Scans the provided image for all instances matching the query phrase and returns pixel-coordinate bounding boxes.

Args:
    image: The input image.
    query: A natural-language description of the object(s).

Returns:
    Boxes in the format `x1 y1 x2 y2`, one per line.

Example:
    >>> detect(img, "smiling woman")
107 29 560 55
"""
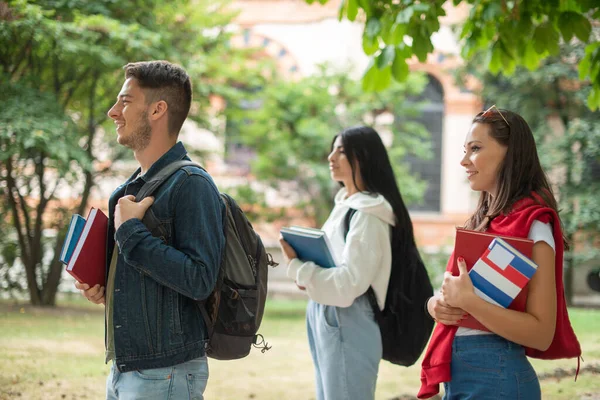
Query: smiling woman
461 120 507 195
420 108 582 400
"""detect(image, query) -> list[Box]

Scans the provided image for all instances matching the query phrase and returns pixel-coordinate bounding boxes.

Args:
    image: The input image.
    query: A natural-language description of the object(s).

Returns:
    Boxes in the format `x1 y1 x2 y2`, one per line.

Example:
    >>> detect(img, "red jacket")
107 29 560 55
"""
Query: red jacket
418 197 582 399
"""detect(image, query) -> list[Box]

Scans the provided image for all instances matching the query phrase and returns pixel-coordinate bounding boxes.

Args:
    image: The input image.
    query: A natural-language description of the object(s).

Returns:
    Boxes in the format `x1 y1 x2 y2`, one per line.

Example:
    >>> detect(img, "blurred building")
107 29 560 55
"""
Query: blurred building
226 0 481 253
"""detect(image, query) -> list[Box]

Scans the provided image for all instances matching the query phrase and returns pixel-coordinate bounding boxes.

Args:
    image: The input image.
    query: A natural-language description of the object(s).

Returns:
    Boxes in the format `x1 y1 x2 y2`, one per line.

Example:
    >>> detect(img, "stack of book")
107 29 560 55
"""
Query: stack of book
453 228 536 331
59 208 108 287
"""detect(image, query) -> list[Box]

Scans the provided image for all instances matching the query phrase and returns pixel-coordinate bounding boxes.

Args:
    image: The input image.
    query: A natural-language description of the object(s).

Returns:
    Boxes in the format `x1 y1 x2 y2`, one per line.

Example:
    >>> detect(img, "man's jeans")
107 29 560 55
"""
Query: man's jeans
106 356 209 400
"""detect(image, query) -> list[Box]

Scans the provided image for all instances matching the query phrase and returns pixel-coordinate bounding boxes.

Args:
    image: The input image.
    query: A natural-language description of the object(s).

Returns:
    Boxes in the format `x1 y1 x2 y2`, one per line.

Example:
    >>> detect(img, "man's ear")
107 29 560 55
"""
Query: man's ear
149 100 168 121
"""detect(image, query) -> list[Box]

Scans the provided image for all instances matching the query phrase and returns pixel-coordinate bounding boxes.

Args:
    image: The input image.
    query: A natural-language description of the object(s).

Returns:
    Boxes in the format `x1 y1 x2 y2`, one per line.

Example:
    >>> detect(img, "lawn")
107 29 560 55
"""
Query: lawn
1 296 599 400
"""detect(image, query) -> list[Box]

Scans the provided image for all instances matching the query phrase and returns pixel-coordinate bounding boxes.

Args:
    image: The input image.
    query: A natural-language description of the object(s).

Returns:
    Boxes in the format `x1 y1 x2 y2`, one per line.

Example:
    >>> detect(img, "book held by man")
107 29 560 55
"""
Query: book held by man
59 214 86 265
63 208 108 287
452 228 535 331
280 226 338 269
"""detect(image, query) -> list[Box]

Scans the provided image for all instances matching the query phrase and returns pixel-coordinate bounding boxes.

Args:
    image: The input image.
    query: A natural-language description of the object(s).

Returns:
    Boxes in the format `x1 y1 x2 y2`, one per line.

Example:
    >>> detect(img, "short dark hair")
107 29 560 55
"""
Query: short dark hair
123 60 192 135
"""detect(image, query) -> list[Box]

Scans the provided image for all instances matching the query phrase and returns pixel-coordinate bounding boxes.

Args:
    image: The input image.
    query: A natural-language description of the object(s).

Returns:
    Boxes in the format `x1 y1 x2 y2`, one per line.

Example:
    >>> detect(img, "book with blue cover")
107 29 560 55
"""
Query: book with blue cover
59 214 86 265
280 226 338 268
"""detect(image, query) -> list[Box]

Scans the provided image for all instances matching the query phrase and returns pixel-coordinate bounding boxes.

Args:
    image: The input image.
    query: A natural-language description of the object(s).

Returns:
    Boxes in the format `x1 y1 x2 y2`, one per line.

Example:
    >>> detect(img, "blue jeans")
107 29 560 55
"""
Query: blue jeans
106 356 209 400
307 295 382 400
443 335 541 400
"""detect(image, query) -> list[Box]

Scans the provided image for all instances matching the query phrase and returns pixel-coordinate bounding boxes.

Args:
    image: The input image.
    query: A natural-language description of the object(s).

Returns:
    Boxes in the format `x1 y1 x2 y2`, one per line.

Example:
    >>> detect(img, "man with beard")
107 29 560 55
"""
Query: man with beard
75 60 225 399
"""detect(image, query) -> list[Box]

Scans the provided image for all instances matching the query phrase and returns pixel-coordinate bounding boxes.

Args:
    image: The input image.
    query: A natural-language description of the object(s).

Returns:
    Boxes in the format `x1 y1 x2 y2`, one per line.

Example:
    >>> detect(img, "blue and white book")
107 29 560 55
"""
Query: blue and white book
469 237 538 309
280 226 339 269
59 214 86 265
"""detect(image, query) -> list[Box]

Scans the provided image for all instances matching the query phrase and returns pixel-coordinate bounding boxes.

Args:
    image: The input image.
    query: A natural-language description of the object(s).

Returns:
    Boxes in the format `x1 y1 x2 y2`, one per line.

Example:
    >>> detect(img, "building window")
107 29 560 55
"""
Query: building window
406 74 444 212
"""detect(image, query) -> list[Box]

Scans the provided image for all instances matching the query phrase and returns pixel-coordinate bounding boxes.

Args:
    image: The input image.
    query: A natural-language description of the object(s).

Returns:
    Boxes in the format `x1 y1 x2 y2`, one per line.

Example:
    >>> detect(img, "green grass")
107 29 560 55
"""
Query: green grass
1 297 599 400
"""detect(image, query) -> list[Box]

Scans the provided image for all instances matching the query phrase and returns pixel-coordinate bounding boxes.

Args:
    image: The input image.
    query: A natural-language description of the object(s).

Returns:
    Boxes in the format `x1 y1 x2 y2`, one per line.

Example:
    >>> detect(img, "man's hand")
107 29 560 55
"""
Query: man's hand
427 292 467 325
75 282 105 305
115 195 154 231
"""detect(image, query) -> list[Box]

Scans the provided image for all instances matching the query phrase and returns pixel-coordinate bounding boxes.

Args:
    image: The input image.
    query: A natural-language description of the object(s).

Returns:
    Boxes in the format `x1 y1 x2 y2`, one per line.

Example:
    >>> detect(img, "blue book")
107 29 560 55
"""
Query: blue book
59 214 86 265
280 226 338 268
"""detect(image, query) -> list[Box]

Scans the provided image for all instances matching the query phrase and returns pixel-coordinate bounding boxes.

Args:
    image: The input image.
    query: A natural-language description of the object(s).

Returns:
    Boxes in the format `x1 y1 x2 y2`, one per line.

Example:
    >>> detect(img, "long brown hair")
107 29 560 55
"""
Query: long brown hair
464 109 568 248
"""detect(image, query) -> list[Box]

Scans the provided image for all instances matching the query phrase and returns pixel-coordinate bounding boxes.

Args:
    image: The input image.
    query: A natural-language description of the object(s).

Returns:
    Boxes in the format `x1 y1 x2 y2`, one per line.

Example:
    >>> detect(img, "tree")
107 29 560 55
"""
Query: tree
226 66 430 225
0 0 266 305
307 0 600 109
458 36 600 305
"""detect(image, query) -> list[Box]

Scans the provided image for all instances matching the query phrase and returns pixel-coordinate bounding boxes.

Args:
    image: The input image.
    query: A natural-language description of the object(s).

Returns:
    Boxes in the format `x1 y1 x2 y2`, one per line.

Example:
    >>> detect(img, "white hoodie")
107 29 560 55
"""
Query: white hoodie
287 187 395 309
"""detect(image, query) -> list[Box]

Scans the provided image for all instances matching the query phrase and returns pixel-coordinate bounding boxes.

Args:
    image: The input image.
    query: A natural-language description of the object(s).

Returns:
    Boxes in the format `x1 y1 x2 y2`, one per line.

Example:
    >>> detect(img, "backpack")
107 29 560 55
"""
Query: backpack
135 160 278 360
343 208 434 366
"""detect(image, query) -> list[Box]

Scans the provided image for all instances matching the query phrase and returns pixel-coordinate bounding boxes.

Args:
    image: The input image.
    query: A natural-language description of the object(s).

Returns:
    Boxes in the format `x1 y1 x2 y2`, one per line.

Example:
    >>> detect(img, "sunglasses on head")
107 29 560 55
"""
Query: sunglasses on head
482 104 510 126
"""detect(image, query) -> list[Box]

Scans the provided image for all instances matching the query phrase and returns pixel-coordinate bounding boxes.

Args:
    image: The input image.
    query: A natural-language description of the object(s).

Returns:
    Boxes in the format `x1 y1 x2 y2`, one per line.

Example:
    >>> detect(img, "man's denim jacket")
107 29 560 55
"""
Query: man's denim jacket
106 142 225 372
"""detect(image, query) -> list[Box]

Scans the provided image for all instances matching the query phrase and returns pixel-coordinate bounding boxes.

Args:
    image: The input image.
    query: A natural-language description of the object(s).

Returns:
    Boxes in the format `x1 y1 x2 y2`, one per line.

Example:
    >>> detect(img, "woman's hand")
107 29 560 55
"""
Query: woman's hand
278 236 297 262
427 293 467 325
441 256 476 310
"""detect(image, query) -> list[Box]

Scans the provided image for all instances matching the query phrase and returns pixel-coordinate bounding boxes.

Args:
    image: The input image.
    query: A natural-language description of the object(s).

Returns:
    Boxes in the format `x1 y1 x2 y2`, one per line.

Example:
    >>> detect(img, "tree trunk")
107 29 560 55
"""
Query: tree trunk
41 231 69 306
25 259 42 305
564 231 575 306
564 259 574 306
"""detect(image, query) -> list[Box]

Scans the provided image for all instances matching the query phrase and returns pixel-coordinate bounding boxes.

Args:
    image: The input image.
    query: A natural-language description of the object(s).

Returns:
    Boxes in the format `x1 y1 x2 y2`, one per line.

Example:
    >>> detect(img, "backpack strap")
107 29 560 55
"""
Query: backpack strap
135 160 203 201
342 208 384 316
343 208 358 240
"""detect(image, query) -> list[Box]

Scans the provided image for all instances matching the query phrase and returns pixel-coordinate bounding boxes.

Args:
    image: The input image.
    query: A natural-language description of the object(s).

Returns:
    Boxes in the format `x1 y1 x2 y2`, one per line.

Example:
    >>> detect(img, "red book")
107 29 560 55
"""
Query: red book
66 207 108 287
453 228 534 331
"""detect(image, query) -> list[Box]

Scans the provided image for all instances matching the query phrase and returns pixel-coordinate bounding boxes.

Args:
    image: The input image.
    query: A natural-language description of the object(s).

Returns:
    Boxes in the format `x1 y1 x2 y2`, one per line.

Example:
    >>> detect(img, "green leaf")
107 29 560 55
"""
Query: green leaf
373 66 392 91
356 0 372 17
488 42 503 74
558 12 575 42
377 45 395 69
362 35 380 55
482 3 502 21
392 51 409 82
337 0 347 21
572 15 592 42
559 11 591 43
396 8 414 24
516 14 533 36
412 31 432 62
362 61 378 92
365 17 382 39
523 42 540 71
579 52 592 80
412 3 430 13
347 0 358 21
533 22 559 55
588 87 600 111
389 24 407 45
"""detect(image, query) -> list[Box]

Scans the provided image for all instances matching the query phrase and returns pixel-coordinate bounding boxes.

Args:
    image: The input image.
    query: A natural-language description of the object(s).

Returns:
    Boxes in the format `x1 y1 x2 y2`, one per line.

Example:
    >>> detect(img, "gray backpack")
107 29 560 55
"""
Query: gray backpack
136 160 278 360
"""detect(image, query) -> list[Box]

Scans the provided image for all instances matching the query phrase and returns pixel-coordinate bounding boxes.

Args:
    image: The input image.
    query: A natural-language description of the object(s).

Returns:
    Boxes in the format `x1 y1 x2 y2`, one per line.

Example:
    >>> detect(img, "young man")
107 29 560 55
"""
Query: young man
76 60 225 399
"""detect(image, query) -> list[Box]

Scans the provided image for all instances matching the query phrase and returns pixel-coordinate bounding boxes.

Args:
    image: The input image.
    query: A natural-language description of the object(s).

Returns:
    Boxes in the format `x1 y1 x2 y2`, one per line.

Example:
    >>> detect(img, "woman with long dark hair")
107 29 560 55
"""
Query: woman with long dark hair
279 126 418 400
418 107 581 399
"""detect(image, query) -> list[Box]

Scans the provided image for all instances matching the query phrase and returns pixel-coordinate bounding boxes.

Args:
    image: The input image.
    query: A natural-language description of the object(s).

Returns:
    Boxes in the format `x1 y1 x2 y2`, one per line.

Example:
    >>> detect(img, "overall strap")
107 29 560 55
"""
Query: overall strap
135 160 203 201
